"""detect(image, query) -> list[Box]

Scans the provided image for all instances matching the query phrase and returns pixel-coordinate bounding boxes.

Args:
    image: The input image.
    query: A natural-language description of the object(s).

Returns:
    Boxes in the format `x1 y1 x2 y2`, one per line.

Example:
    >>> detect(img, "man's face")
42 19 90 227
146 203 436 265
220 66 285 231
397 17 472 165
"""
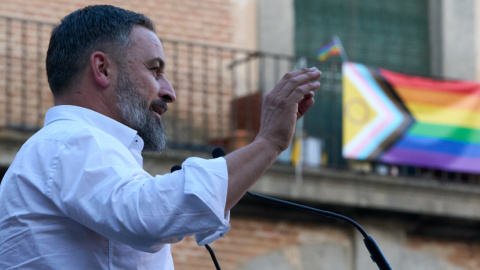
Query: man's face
115 26 176 152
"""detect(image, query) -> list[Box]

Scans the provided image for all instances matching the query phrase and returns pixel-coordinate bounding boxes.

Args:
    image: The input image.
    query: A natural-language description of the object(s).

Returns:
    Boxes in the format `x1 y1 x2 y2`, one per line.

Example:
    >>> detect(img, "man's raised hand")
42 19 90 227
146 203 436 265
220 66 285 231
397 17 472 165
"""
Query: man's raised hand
256 67 322 154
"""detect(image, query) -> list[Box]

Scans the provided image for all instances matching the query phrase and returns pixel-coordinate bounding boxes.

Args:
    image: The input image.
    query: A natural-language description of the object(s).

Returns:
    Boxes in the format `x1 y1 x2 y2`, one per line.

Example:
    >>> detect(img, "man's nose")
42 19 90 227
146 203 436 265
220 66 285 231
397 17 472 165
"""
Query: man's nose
159 77 176 103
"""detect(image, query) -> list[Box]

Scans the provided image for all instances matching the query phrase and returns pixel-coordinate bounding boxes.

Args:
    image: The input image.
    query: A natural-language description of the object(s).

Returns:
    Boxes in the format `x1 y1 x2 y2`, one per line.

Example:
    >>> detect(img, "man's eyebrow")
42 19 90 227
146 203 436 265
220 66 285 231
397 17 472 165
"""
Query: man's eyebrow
146 58 165 69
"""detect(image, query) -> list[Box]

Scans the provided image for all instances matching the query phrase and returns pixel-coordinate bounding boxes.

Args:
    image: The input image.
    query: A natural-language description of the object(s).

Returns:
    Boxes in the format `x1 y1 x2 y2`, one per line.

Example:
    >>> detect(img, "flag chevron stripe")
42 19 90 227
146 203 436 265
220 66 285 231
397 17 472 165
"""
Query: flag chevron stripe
342 62 411 159
342 64 391 158
351 64 402 158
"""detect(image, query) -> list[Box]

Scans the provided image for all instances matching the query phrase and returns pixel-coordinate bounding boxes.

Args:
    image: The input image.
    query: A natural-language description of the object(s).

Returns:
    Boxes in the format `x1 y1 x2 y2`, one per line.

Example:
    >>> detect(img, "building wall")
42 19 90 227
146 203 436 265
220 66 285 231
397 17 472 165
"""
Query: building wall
438 0 476 80
475 0 480 81
257 0 295 94
169 214 480 270
0 0 236 46
430 0 480 81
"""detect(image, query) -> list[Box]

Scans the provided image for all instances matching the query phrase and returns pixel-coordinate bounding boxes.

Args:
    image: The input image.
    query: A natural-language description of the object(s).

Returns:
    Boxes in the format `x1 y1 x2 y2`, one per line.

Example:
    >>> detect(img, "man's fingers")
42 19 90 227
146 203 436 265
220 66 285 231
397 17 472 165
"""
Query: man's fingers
281 70 321 98
271 67 319 94
297 92 315 119
289 81 321 102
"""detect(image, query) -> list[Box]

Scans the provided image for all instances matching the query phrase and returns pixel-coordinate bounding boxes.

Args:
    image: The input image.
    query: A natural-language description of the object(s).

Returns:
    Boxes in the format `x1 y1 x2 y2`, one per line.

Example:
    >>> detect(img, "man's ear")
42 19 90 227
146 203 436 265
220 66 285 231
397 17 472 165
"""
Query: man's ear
90 51 112 88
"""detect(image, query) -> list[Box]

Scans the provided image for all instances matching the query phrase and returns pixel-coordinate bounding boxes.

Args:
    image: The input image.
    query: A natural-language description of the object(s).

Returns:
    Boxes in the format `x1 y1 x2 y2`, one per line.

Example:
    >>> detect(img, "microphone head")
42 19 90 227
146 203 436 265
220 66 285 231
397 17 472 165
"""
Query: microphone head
212 148 226 158
171 165 182 173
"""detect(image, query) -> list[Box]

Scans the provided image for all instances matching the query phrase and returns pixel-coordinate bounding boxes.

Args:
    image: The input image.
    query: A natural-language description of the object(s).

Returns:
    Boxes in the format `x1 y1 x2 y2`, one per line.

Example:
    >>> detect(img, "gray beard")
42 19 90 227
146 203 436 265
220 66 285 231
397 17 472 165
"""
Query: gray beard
116 70 167 152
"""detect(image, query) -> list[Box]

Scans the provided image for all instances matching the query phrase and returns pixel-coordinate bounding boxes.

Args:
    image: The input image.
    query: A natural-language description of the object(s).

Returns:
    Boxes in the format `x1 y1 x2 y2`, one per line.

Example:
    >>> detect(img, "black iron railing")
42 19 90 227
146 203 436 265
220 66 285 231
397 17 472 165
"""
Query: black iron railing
0 15 295 152
159 39 294 152
0 15 479 184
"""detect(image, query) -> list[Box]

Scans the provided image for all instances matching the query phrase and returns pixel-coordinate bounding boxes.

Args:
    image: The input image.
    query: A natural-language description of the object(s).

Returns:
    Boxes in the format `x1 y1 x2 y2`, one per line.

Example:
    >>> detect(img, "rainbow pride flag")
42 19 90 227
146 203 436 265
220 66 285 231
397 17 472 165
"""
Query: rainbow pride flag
343 62 480 174
317 39 341 62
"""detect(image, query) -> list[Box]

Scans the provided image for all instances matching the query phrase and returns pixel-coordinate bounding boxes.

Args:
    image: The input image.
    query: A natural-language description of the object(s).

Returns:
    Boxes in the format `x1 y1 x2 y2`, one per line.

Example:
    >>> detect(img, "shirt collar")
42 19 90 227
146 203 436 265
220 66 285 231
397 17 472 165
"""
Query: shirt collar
44 105 143 150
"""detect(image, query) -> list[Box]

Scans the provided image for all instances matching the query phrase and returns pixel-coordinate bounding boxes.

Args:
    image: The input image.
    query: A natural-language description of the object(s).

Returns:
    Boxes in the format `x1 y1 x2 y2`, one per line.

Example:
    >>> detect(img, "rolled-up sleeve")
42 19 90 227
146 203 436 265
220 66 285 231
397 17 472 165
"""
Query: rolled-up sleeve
181 157 230 245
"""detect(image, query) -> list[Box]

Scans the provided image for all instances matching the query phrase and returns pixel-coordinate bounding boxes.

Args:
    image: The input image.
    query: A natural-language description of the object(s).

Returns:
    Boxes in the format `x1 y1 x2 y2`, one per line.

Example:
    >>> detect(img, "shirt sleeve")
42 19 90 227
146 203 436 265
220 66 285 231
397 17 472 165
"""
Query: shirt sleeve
49 129 230 252
181 157 231 246
154 157 231 246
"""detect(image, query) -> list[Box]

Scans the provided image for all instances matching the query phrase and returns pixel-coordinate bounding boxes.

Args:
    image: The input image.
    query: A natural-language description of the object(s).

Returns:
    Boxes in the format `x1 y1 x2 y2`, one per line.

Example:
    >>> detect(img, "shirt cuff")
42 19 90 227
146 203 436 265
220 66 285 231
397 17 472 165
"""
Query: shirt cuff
195 211 230 246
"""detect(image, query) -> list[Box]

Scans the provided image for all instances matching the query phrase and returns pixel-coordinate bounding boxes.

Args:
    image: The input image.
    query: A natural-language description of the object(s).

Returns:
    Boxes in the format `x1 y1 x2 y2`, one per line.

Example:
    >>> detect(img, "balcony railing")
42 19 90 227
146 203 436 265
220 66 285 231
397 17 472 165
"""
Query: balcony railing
1 15 479 184
0 15 296 153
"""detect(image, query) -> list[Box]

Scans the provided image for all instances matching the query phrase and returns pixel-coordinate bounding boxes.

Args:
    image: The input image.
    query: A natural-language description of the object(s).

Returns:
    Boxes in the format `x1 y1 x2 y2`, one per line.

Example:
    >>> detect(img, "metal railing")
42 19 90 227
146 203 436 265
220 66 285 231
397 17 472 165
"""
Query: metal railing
0 15 478 184
0 15 295 152
159 39 294 152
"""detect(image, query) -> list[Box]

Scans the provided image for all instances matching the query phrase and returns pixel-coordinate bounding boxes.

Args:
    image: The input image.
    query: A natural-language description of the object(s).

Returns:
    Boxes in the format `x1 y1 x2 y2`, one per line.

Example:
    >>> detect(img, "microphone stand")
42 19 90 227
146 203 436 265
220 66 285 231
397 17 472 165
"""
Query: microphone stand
245 190 392 270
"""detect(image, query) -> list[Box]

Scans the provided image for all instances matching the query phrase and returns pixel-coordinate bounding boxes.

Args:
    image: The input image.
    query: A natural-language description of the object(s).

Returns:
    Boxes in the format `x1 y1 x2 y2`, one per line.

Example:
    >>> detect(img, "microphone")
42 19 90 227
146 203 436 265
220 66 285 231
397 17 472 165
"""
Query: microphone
212 148 226 159
211 147 392 270
170 165 182 173
171 146 224 173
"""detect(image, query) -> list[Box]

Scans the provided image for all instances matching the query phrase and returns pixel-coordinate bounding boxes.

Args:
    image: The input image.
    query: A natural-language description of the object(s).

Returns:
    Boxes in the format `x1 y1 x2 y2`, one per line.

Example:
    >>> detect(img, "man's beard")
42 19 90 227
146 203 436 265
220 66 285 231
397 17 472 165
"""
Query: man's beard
116 69 167 152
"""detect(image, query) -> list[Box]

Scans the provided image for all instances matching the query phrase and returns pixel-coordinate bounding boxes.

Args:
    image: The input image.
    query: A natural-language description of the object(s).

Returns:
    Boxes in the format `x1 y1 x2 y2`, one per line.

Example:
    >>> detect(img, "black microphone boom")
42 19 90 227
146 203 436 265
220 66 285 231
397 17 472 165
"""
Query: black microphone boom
245 191 392 270
170 165 182 173
212 148 226 159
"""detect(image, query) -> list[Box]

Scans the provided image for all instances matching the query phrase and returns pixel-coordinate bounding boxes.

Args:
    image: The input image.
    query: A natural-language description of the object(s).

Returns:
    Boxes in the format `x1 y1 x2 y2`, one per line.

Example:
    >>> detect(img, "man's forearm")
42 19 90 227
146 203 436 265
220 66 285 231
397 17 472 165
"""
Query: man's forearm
224 137 279 211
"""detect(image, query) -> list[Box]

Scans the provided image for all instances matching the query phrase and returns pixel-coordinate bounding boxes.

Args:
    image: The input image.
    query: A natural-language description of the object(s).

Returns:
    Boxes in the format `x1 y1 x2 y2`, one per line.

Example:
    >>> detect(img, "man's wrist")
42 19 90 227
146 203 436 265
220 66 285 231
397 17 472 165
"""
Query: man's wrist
252 136 284 157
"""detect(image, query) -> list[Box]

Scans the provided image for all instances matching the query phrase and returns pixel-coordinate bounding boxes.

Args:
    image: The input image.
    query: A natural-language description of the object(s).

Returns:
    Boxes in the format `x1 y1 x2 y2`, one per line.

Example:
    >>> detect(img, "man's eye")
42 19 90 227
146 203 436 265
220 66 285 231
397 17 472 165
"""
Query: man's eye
150 67 161 76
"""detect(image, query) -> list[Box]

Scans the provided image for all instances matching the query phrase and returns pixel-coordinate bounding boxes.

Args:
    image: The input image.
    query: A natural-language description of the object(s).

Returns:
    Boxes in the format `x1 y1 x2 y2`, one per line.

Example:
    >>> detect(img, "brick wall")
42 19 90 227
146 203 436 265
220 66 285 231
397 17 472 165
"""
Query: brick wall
0 0 235 45
406 237 480 270
171 215 352 270
0 0 251 143
171 215 480 270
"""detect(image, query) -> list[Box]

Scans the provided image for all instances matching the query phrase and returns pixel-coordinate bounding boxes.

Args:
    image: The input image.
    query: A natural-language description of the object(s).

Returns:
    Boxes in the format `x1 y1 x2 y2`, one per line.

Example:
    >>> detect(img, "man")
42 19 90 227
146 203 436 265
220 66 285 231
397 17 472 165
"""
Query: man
0 5 321 269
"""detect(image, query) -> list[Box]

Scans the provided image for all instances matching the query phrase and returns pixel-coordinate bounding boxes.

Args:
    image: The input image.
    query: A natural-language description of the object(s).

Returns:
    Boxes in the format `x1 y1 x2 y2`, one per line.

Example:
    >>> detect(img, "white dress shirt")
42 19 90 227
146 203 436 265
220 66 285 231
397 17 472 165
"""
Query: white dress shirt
0 105 230 269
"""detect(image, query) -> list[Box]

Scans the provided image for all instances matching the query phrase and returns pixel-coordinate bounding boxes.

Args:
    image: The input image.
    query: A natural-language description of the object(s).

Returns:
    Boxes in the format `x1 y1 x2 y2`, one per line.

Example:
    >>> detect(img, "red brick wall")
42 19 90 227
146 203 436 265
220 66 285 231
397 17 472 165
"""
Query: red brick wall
0 0 240 138
0 0 235 45
171 215 351 270
171 215 480 270
407 237 480 270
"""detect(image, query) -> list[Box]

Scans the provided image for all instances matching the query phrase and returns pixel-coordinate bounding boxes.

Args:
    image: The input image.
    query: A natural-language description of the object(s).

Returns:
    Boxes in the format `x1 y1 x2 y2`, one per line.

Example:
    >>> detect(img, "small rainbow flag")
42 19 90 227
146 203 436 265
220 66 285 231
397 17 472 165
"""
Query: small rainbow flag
317 39 341 62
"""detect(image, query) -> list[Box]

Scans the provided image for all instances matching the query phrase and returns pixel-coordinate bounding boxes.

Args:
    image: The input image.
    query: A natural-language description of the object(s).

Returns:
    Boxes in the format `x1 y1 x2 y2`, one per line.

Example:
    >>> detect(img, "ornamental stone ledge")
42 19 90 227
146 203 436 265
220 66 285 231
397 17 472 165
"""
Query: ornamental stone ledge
250 165 480 221
142 151 480 221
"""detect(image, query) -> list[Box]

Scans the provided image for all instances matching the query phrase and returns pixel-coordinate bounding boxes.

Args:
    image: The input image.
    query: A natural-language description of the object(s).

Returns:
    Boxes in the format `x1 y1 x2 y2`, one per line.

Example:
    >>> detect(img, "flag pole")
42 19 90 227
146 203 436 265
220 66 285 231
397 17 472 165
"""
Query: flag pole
292 57 308 185
334 35 349 62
